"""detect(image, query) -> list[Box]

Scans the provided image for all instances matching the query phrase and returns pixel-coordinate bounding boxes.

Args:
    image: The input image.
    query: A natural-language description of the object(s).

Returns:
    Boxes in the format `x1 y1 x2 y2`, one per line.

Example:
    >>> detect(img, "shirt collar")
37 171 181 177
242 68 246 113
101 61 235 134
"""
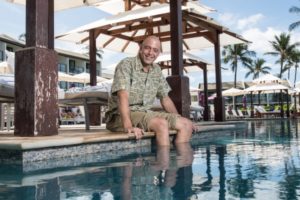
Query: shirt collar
135 55 155 72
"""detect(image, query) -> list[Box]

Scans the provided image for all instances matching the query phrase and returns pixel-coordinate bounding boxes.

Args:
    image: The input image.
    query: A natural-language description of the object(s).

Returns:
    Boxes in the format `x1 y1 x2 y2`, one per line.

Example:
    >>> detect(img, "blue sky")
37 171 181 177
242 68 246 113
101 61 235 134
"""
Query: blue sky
0 0 299 87
201 0 300 86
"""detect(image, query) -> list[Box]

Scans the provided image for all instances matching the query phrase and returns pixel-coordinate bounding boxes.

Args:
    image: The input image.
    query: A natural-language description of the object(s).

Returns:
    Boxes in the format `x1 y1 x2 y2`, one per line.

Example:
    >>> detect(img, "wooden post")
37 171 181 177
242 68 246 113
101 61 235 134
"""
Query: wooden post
14 0 58 136
202 65 209 121
88 29 101 126
213 31 225 121
166 0 190 118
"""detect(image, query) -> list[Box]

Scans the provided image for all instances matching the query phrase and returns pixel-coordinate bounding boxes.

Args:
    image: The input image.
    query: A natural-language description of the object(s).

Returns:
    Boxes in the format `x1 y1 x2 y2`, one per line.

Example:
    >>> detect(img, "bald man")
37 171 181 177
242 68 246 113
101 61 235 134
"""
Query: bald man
105 36 194 146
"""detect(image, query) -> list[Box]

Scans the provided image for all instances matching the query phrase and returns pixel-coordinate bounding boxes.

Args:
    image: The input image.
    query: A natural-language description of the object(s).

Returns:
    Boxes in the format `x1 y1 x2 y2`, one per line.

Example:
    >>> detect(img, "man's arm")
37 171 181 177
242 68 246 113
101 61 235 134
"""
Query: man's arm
161 96 178 114
117 89 133 130
117 90 143 139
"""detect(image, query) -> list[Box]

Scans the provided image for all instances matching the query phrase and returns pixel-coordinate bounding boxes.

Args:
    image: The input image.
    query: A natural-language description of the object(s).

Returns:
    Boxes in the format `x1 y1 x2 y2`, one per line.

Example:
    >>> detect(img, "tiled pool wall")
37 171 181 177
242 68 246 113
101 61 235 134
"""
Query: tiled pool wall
0 122 247 173
0 139 154 171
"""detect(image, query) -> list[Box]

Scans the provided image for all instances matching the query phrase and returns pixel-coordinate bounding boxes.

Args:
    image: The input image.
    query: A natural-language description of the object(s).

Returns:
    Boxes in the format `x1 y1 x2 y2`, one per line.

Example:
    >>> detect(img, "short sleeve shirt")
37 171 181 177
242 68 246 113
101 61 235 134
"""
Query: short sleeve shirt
105 56 171 119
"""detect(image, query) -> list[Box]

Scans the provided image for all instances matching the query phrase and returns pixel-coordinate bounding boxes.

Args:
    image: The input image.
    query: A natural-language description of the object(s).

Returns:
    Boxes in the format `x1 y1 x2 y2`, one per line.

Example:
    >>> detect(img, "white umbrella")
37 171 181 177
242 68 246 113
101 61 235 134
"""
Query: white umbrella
56 4 248 55
252 74 282 84
245 83 289 93
6 0 111 11
58 72 82 82
0 61 13 74
222 87 245 97
95 0 216 15
157 52 214 76
221 87 245 110
73 72 108 84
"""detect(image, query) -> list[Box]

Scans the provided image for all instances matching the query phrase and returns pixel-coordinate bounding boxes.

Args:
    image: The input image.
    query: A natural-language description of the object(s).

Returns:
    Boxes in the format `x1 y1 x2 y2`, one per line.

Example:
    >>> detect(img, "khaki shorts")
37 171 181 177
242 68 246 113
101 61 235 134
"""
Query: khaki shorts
106 111 180 132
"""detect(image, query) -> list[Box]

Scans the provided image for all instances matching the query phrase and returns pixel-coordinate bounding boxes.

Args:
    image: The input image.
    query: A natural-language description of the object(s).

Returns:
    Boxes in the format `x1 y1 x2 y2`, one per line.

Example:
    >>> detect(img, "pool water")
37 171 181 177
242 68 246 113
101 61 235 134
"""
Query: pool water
1 119 300 200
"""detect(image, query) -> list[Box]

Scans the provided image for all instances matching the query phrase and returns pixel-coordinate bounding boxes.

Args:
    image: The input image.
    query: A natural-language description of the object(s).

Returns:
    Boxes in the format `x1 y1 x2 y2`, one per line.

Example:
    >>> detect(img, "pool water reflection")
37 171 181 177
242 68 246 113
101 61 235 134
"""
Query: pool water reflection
1 119 300 200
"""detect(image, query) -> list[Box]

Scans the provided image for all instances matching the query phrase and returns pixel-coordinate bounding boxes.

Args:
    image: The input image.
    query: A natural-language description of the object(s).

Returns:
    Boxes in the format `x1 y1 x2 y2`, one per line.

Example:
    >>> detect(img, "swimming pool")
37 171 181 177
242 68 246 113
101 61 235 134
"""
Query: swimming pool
0 119 300 200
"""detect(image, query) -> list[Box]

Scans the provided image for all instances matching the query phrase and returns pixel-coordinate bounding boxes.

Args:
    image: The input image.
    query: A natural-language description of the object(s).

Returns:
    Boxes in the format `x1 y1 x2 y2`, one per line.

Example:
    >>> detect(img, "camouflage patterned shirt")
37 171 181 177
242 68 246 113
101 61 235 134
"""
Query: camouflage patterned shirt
105 56 170 120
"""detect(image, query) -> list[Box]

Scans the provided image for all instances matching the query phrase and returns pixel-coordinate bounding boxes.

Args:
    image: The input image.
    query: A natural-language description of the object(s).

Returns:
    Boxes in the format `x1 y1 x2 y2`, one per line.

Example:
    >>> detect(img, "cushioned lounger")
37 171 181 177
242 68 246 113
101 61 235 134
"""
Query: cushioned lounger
59 91 109 130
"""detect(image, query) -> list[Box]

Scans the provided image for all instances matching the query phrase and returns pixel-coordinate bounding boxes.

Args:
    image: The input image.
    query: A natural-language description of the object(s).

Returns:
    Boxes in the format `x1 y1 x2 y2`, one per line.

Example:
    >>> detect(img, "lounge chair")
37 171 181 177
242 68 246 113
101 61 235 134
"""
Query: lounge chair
0 103 14 131
0 81 14 131
59 86 110 130
225 110 234 119
254 106 281 118
237 109 245 118
231 110 243 119
190 105 203 121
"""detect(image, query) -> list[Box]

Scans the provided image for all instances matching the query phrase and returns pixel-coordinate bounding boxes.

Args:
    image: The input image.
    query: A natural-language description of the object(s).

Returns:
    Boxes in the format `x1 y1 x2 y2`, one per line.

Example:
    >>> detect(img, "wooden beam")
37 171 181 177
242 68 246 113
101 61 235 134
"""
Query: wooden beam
124 0 132 11
183 12 223 33
122 30 138 52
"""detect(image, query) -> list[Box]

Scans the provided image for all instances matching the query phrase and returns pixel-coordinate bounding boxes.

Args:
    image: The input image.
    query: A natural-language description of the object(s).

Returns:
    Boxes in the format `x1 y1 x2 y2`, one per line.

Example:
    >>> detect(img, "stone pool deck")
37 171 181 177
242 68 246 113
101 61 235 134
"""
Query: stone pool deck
0 121 246 172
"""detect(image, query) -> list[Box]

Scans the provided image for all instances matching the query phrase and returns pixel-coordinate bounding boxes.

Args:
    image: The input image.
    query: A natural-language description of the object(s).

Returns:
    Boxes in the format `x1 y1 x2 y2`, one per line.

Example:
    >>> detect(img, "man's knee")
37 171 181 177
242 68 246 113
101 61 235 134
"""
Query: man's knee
176 117 193 132
149 117 169 132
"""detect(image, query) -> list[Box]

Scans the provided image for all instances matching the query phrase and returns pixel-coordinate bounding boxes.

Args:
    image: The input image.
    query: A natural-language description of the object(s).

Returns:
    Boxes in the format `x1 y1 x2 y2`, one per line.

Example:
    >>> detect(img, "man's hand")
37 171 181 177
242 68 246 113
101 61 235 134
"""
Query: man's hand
126 127 144 140
192 123 201 133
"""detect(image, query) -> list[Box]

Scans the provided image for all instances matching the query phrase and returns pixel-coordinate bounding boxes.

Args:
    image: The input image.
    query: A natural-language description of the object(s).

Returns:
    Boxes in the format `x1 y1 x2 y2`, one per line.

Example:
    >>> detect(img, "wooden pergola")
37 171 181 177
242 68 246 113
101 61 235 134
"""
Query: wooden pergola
157 55 211 121
15 0 247 136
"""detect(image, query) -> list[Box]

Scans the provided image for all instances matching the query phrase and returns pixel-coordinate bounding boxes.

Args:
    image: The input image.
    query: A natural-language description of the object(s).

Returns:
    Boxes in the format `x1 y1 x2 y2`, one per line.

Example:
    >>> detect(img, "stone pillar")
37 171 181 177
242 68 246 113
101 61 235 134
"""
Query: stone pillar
14 0 58 136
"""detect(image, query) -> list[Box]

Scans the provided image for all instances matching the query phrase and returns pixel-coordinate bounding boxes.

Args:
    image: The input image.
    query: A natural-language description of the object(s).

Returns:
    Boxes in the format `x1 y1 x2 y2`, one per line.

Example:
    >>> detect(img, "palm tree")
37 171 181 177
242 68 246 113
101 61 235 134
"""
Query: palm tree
265 33 300 78
222 44 255 88
18 33 26 42
287 50 300 87
82 46 103 60
289 3 300 31
245 58 271 80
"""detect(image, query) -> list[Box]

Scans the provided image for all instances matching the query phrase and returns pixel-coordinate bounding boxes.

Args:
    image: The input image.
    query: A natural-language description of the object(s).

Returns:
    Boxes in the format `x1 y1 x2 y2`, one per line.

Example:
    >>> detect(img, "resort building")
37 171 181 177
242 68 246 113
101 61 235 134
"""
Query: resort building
0 34 102 90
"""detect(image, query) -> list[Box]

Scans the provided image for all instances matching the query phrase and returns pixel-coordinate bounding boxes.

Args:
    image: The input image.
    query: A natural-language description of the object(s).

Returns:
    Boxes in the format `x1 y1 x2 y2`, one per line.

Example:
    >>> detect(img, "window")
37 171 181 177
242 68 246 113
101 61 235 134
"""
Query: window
58 63 67 72
6 46 13 52
86 63 90 73
0 50 3 61
59 81 68 90
69 60 76 74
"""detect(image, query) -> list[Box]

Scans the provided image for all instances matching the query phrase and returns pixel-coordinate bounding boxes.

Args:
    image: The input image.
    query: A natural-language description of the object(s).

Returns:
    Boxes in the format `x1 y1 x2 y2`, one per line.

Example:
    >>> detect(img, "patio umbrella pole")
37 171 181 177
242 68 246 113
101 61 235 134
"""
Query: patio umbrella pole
286 89 290 117
250 92 254 118
280 90 284 118
294 93 297 118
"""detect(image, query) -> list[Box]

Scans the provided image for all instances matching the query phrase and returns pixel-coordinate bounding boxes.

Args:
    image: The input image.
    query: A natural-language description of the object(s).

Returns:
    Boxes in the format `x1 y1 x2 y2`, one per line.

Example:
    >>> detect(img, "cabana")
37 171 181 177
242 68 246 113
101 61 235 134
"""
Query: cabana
56 3 248 121
155 52 213 121
244 74 291 118
9 0 248 137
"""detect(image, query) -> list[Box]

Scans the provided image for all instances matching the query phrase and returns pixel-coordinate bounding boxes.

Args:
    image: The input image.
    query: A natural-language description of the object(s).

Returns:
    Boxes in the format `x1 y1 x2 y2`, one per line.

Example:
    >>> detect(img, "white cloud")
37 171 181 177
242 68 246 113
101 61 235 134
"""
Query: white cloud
237 14 264 30
217 12 236 27
241 27 281 54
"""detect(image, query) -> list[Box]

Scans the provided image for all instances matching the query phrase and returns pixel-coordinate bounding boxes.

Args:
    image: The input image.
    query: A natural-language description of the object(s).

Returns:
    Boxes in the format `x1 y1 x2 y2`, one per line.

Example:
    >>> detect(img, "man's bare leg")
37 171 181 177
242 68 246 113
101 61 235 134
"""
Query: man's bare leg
148 117 170 146
174 117 193 143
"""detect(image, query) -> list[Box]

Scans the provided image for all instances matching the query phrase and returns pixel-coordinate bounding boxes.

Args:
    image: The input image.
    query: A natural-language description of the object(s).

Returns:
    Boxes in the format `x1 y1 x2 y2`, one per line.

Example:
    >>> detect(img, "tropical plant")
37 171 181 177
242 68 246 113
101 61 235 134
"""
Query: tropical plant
222 44 255 88
285 49 300 87
18 33 26 42
289 3 300 31
245 58 271 80
265 33 300 78
82 45 103 60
